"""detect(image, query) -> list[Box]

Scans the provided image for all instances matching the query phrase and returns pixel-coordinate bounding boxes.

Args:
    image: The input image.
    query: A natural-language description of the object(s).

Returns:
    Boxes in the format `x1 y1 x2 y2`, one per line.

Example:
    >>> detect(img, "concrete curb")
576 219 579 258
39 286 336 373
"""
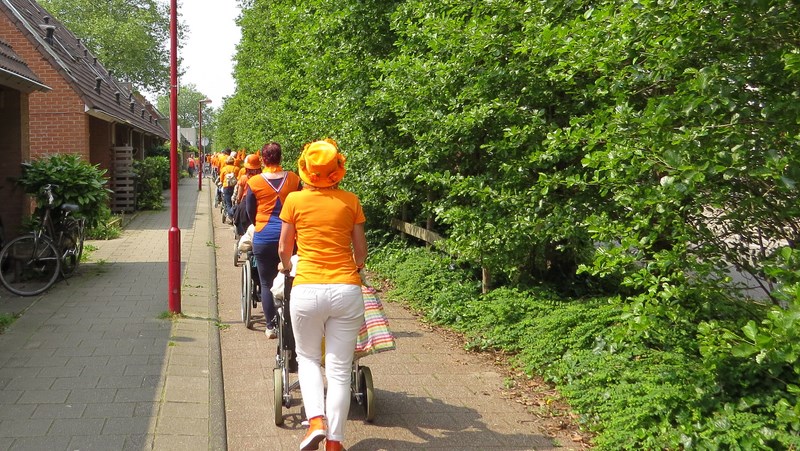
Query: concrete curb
205 181 228 450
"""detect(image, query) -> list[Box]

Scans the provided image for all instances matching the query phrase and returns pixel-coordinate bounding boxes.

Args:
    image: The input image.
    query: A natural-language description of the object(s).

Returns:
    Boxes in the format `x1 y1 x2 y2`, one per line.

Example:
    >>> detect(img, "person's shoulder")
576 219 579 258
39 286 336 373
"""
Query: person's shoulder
284 189 303 204
337 189 360 201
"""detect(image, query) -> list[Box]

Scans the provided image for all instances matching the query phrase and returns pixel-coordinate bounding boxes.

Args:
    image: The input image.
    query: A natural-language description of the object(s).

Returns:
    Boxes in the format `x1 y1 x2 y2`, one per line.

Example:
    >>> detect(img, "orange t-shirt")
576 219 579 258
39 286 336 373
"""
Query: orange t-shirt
279 188 366 286
217 153 228 170
235 173 250 203
247 172 302 233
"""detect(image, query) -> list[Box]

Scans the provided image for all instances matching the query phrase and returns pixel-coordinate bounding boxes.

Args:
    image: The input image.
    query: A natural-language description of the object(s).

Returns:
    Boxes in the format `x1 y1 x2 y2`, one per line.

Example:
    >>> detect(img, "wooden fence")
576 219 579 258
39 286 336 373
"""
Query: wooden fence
390 218 492 293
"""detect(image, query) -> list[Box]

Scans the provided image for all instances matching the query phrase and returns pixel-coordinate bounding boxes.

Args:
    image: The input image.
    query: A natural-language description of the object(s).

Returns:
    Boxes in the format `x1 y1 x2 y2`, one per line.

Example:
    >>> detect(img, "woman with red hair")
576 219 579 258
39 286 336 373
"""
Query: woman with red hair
244 142 301 337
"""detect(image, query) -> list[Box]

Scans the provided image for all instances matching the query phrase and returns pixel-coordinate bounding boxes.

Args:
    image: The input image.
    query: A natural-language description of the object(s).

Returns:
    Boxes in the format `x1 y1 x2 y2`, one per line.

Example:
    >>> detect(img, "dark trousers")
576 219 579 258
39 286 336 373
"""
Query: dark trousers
252 241 280 329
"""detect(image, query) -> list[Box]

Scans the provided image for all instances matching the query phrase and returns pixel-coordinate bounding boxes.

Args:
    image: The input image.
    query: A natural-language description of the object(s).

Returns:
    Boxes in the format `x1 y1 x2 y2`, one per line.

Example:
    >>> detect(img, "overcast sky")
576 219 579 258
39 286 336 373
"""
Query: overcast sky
178 0 241 107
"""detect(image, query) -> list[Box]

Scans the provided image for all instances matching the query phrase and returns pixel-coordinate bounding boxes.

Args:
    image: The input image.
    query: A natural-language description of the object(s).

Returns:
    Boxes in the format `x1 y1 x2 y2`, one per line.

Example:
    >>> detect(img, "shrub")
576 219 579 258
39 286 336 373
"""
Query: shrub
85 206 122 240
133 156 170 210
370 240 800 449
16 153 111 229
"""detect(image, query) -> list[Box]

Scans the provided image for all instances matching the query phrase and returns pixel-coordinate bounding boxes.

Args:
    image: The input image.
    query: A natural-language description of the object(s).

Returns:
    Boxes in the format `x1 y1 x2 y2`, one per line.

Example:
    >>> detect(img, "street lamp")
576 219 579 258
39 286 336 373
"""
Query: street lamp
168 0 180 313
198 98 212 191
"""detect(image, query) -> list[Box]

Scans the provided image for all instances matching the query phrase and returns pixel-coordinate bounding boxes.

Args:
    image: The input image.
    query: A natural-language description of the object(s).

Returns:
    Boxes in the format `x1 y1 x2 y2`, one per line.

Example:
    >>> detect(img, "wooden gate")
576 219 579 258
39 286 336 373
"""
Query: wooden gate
110 146 135 213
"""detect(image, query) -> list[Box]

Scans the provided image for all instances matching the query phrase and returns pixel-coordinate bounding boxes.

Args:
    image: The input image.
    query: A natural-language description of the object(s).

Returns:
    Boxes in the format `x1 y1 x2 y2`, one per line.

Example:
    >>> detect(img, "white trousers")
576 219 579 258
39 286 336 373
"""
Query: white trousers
290 284 364 442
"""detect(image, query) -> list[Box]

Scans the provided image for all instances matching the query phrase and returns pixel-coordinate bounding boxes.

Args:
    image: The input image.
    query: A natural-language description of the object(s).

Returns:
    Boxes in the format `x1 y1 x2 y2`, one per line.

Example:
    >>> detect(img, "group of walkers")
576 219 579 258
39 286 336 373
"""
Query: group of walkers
213 139 367 451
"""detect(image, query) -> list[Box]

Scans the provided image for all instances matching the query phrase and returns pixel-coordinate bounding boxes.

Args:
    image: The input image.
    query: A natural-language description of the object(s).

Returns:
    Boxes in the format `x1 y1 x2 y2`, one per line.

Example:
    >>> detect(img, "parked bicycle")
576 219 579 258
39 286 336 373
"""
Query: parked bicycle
0 184 86 296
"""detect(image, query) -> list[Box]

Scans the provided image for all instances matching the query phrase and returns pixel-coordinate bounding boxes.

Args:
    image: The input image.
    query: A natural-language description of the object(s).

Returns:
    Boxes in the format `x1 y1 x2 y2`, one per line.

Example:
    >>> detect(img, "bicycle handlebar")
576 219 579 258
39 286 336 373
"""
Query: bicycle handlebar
41 184 55 207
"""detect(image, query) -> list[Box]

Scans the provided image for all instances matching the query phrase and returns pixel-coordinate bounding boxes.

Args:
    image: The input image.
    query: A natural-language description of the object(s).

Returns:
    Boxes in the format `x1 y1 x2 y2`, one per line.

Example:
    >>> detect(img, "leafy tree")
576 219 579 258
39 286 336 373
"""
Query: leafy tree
223 0 800 298
216 0 800 446
155 83 215 129
220 0 400 165
39 0 176 93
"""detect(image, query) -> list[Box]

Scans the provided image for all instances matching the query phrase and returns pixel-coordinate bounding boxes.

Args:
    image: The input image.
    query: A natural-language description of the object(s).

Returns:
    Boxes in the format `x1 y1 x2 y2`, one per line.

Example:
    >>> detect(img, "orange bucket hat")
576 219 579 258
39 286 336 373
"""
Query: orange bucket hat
244 154 261 170
298 139 346 188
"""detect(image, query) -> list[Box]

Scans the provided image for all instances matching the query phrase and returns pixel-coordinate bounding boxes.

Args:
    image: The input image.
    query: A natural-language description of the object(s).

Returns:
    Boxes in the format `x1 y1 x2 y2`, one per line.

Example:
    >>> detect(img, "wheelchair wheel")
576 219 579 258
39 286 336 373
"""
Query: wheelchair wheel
273 367 284 425
240 259 252 328
250 259 260 309
355 366 375 422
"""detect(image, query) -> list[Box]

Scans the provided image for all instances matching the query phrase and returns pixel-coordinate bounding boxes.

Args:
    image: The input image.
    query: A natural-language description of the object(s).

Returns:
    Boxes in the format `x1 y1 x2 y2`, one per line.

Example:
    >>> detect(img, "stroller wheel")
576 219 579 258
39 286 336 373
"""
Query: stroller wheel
356 366 375 422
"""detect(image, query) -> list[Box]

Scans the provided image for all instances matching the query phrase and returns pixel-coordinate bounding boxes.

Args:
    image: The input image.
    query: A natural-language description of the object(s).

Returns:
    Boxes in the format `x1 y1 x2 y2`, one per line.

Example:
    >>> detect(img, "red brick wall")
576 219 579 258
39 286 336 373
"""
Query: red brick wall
89 115 112 178
0 12 90 161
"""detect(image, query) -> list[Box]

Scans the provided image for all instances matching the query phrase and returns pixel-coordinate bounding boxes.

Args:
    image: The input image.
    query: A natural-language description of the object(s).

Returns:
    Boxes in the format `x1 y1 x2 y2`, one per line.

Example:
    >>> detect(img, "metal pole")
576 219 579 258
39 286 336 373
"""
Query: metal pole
196 98 212 191
168 0 181 313
197 103 203 191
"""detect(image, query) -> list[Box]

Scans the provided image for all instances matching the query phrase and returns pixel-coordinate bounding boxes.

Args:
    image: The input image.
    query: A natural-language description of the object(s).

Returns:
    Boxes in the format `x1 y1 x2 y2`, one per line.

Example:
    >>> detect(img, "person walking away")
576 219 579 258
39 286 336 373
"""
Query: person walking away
278 138 367 451
231 153 262 236
187 155 196 177
219 156 238 223
245 142 301 338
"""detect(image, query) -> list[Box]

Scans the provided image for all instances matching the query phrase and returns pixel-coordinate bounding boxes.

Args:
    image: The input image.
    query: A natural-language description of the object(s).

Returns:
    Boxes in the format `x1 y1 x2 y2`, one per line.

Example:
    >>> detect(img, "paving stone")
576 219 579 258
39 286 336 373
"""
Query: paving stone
66 388 117 404
101 417 153 436
0 419 52 437
4 377 55 391
30 403 86 419
48 418 104 436
16 390 69 404
0 405 35 421
82 403 136 419
68 434 126 451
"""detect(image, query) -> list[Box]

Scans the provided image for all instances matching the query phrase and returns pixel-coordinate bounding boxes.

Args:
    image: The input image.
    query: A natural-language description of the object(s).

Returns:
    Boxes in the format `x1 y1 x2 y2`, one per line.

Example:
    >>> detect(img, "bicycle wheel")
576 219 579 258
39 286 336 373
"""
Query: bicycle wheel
60 218 85 277
0 234 61 296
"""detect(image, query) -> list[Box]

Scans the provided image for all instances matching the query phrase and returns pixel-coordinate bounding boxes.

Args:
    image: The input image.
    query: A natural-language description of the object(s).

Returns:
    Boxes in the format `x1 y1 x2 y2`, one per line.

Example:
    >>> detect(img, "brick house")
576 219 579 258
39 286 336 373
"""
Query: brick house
0 34 49 237
0 0 169 232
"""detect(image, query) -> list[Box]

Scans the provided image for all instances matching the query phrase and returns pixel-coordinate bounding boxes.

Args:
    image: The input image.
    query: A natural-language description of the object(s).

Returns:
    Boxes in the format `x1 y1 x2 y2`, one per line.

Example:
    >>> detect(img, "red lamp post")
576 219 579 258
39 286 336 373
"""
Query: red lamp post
168 0 180 313
197 98 212 191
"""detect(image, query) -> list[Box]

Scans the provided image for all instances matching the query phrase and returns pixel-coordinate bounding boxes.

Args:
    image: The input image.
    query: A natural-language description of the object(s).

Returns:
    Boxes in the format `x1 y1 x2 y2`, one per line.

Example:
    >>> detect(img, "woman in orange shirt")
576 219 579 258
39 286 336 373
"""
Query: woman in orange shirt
245 142 301 337
234 154 261 205
219 156 238 223
278 139 367 451
231 154 263 236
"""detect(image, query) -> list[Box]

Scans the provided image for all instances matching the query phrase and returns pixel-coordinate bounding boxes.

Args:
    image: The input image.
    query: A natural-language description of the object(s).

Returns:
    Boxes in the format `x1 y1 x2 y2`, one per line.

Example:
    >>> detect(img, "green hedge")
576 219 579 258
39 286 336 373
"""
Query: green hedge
133 156 170 210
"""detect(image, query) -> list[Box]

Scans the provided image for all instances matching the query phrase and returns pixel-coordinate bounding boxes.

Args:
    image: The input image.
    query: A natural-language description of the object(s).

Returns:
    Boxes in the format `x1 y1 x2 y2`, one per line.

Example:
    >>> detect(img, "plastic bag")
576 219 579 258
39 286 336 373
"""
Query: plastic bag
237 224 255 252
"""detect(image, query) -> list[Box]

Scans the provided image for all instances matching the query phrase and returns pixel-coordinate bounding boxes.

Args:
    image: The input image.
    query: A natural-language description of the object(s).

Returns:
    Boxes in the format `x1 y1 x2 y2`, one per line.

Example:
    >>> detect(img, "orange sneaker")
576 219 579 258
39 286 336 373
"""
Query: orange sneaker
299 416 326 450
325 439 345 451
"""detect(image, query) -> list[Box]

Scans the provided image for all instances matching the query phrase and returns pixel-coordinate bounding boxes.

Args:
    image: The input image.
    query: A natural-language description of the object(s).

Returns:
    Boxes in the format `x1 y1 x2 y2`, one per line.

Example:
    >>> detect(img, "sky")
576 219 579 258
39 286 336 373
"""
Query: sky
178 0 241 107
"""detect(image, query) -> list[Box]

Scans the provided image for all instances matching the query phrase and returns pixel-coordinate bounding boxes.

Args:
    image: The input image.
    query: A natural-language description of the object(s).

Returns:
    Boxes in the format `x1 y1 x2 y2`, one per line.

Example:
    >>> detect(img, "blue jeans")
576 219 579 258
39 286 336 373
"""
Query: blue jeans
222 187 234 217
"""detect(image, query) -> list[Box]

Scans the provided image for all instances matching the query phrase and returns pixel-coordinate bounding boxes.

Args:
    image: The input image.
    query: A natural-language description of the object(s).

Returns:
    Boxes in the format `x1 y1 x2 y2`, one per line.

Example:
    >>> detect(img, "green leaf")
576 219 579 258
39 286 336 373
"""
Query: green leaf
742 321 758 341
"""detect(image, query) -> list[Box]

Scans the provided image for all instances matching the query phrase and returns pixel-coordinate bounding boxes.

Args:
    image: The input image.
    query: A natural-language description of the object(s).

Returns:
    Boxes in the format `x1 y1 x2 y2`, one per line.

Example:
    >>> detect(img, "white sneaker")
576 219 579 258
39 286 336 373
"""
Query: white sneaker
265 327 277 339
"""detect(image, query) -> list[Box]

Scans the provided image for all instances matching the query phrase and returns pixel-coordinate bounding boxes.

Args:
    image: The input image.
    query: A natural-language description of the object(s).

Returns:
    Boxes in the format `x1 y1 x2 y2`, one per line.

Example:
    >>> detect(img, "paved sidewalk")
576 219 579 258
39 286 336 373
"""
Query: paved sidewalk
211 188 587 450
0 178 224 450
1 176 587 451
